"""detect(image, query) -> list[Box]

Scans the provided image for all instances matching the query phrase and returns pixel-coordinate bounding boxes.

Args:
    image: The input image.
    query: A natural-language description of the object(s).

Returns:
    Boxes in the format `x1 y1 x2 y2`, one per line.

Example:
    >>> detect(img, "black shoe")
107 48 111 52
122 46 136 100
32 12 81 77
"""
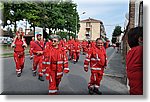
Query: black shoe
93 88 102 95
33 72 36 77
38 76 44 81
17 73 21 77
88 88 94 95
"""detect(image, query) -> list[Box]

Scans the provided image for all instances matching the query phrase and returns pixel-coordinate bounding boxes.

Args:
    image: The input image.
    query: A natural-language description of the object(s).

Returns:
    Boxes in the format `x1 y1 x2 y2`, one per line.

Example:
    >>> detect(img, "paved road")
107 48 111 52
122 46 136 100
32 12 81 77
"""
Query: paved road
0 47 129 95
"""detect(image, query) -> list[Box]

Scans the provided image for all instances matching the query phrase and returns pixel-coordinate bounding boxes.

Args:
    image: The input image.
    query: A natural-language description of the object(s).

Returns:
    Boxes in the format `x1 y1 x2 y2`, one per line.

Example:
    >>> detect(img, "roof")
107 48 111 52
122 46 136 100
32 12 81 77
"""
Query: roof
80 17 103 24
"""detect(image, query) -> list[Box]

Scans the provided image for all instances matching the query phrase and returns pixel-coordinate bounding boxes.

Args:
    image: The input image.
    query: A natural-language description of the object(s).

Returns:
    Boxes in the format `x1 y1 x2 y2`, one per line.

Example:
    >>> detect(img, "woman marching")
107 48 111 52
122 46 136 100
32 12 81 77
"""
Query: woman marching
11 30 27 77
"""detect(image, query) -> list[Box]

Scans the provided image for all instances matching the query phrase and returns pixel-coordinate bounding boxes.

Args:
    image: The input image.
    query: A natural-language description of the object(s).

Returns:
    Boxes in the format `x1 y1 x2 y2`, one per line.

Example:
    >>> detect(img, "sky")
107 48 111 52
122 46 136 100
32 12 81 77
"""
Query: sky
73 0 129 40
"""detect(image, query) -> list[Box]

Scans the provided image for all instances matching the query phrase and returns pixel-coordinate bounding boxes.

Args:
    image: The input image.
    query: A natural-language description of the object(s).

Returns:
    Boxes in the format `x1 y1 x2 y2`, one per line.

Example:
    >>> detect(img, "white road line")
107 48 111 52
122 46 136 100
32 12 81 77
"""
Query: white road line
107 50 116 63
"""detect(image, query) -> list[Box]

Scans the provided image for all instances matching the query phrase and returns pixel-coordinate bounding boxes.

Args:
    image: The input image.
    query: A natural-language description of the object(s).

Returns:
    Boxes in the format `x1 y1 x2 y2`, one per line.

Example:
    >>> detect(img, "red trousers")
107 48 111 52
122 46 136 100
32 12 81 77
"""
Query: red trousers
83 47 88 53
48 65 63 94
69 50 73 59
33 55 43 76
88 69 104 89
73 52 80 62
14 52 25 74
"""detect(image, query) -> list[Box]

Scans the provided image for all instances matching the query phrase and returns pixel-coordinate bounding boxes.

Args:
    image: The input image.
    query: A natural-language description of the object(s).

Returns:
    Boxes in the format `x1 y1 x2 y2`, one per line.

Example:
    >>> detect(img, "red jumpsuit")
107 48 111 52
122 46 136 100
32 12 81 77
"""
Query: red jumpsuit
72 40 80 62
81 41 88 54
68 39 75 59
43 46 69 94
29 40 34 57
84 45 107 89
60 40 68 53
32 40 44 76
13 38 26 74
126 46 143 95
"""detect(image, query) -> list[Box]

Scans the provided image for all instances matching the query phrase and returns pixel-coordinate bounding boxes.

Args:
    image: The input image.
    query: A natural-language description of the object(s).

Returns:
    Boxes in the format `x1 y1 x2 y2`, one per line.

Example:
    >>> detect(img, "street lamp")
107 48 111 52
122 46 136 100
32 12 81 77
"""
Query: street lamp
76 12 86 38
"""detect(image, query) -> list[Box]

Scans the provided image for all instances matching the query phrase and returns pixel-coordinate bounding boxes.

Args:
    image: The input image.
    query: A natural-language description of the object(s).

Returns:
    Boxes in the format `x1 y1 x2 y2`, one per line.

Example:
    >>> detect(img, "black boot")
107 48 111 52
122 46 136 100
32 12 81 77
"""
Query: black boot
17 73 21 77
93 87 102 95
38 76 44 81
88 87 94 95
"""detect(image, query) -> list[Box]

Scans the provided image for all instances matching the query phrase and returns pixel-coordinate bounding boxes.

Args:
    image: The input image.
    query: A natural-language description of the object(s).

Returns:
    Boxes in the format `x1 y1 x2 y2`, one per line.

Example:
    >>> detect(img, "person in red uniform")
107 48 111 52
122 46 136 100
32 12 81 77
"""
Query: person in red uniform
68 36 75 60
84 38 107 95
126 27 143 95
42 35 69 95
11 27 24 47
61 38 68 53
72 38 80 64
32 34 44 81
29 37 35 60
81 40 88 55
11 33 27 77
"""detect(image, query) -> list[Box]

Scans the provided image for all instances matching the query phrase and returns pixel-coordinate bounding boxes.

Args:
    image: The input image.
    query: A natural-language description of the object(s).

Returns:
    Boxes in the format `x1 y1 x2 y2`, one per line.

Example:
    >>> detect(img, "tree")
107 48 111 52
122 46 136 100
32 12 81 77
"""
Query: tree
111 26 122 44
112 26 122 37
2 0 79 39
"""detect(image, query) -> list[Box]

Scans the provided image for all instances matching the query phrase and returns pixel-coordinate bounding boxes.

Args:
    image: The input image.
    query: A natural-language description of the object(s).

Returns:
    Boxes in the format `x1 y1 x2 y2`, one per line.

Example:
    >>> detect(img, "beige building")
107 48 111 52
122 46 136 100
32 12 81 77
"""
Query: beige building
78 18 106 41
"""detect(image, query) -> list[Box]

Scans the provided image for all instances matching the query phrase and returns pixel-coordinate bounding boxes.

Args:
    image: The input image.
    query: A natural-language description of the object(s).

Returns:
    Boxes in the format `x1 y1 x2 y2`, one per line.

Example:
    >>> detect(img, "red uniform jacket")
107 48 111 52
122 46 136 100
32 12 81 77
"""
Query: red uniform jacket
68 39 75 50
73 41 80 52
126 46 143 95
14 38 25 52
84 46 107 71
29 40 34 56
32 40 44 55
43 46 69 80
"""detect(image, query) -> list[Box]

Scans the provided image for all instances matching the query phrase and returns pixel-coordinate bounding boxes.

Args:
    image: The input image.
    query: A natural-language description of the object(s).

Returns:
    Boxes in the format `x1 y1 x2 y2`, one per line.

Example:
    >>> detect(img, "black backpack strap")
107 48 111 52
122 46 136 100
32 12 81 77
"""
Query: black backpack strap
34 41 44 50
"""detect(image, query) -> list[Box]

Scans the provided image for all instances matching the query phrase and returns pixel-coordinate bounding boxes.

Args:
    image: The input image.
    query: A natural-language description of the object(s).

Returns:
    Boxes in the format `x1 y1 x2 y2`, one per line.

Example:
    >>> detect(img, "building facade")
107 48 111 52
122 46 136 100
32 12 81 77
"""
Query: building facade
78 18 106 41
122 0 143 59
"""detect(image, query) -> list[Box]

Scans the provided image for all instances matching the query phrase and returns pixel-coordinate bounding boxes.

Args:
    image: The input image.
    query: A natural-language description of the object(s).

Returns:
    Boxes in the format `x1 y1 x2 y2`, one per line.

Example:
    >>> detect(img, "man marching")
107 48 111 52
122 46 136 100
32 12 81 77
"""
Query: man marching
68 36 75 60
29 37 35 60
42 35 69 95
84 38 107 95
72 38 80 64
32 34 44 81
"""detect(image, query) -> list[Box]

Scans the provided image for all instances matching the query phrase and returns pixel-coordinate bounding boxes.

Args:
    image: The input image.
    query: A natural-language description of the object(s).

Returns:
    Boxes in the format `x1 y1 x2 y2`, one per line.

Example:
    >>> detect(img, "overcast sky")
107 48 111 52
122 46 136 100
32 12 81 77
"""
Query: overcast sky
73 0 129 40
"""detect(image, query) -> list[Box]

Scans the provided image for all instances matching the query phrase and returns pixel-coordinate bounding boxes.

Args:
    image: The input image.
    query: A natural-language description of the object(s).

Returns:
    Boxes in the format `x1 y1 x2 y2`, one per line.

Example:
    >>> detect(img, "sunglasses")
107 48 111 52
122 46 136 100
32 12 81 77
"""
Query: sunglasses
52 40 58 43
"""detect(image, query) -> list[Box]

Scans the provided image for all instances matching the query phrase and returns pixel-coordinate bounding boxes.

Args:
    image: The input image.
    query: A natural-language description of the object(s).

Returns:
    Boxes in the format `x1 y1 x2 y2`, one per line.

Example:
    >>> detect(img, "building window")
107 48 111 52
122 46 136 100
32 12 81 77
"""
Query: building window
86 22 91 28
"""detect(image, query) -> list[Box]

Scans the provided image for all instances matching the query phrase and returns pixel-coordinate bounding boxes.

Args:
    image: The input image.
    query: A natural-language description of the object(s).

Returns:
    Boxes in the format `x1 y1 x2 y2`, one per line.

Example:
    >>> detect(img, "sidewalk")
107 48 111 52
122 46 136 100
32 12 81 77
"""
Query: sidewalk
100 48 129 95
0 46 30 58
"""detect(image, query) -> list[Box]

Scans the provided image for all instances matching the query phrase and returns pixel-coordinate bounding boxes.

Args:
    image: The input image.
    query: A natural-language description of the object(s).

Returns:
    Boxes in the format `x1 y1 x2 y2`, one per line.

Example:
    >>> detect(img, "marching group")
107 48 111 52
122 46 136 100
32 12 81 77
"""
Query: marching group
11 27 107 95
10 26 143 95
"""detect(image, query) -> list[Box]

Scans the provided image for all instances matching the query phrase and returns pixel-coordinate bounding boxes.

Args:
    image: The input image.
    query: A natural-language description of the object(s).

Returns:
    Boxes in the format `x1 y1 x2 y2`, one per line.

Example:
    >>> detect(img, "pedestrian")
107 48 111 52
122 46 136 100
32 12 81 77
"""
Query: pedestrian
126 27 143 95
72 38 80 64
61 38 69 53
32 34 44 81
29 37 35 60
11 33 27 77
42 35 69 95
11 27 24 47
81 40 88 55
68 36 75 60
84 38 107 95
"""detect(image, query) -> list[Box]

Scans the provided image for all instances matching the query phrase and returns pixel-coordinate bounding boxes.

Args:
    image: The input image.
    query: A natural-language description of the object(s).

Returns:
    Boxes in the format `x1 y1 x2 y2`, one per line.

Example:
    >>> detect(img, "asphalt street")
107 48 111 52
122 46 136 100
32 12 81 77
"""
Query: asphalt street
0 47 129 95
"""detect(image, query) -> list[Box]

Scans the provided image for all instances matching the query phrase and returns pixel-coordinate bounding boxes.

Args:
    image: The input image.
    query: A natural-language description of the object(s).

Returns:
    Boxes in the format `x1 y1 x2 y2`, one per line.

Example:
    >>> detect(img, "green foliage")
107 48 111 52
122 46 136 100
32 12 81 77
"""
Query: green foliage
112 26 122 37
2 0 79 37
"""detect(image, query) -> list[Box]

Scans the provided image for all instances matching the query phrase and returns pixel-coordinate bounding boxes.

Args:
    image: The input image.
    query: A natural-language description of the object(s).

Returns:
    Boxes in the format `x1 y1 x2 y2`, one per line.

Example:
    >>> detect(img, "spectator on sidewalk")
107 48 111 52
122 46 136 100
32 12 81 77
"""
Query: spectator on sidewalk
126 27 143 95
